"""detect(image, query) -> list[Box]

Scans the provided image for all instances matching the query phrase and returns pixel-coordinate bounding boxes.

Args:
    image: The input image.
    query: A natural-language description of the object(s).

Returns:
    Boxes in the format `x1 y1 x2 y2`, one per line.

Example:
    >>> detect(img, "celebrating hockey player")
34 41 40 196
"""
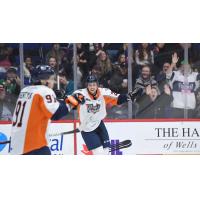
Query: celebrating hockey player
72 74 134 155
10 65 81 155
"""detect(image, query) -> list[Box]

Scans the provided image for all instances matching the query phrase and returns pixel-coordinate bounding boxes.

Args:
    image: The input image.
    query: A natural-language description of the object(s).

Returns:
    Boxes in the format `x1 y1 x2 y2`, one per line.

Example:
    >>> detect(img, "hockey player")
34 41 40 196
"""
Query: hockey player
72 74 134 155
10 65 81 155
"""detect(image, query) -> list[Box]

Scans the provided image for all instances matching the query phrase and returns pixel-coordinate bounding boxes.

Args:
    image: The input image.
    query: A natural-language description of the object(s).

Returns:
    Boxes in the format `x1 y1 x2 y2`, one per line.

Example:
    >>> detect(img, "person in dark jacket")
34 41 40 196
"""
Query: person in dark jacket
133 65 158 98
135 84 173 118
156 52 179 93
109 62 128 94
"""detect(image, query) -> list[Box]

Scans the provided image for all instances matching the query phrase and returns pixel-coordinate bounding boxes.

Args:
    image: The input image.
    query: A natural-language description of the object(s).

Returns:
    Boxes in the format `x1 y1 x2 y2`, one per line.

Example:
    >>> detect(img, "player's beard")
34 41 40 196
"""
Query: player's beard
87 87 97 96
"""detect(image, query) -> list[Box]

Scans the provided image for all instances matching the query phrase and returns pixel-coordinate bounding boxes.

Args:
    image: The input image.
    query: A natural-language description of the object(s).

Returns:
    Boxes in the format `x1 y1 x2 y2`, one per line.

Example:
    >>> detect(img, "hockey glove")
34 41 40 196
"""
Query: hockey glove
72 93 85 105
54 89 65 100
65 93 85 109
128 88 143 102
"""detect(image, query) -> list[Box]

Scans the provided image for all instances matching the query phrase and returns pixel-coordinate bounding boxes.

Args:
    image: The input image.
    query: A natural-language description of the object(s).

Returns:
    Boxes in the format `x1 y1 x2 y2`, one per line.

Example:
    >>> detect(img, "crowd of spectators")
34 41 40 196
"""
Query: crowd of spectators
1 43 200 120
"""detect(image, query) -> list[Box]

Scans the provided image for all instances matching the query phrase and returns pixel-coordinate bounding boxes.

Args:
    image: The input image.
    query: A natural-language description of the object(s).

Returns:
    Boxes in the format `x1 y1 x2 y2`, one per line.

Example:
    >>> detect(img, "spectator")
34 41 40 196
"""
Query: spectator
118 53 126 64
46 43 65 67
117 43 128 58
113 53 126 70
135 84 173 118
166 56 200 118
156 53 178 92
109 63 128 94
77 43 89 83
5 67 21 97
24 56 34 72
0 83 12 120
0 46 13 70
24 57 34 85
95 51 112 87
154 43 183 70
135 43 154 66
59 70 74 95
153 43 169 71
48 56 59 73
133 65 158 98
88 43 105 69
153 43 165 53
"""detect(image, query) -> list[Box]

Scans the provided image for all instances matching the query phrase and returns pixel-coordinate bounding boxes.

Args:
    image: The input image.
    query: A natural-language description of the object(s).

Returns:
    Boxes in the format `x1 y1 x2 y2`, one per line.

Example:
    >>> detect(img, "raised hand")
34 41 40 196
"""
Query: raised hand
145 85 152 95
171 52 179 65
164 84 171 95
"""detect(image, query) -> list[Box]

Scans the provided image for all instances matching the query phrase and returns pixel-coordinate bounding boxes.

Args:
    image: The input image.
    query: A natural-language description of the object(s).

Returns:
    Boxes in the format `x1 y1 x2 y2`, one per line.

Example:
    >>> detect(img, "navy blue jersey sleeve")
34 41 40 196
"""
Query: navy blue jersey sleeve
51 101 69 120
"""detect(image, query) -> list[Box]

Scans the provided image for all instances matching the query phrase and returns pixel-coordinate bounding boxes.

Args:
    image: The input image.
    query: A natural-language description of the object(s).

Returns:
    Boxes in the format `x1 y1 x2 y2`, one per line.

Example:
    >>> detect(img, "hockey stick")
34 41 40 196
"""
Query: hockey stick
61 128 80 135
0 128 81 145
48 128 80 137
109 140 132 152
1 130 132 153
0 140 10 145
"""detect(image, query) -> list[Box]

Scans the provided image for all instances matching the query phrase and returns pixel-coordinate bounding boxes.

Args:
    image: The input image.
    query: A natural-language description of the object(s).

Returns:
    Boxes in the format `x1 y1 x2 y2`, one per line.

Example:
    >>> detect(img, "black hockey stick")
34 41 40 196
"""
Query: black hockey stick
48 128 80 137
0 140 10 145
56 130 133 153
61 128 80 135
0 128 81 145
109 140 132 152
1 129 132 153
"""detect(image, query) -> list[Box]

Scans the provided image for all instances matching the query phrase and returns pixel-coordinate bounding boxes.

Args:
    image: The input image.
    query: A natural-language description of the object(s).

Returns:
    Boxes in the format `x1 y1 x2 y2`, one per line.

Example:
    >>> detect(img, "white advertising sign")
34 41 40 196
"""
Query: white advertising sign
0 122 75 155
76 121 200 155
134 121 200 154
47 122 75 155
1 120 200 155
76 122 136 155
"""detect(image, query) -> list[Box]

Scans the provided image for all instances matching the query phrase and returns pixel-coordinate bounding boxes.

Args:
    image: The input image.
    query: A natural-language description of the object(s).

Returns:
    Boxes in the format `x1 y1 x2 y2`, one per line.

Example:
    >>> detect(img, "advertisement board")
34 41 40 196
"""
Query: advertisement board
133 121 200 154
76 122 135 155
0 124 12 155
47 122 75 155
1 120 200 155
76 120 200 155
0 122 75 155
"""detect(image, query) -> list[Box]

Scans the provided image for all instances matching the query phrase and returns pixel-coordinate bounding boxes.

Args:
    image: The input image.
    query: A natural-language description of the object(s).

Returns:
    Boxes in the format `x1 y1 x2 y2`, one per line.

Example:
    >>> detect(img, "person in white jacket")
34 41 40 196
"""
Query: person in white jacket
166 53 200 118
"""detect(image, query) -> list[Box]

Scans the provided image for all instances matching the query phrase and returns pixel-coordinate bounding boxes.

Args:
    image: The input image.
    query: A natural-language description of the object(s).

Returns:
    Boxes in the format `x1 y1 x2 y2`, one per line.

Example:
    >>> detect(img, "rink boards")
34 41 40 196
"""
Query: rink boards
1 119 200 155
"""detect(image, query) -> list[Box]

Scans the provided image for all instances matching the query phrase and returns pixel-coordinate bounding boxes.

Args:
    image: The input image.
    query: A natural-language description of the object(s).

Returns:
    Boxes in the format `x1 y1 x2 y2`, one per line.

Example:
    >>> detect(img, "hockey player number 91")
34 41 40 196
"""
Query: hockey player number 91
12 101 27 127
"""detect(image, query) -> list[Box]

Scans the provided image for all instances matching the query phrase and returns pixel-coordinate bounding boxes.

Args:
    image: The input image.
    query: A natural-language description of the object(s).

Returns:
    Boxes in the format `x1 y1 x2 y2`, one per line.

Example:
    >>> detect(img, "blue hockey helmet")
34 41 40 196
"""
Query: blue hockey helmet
32 65 55 83
86 74 98 84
